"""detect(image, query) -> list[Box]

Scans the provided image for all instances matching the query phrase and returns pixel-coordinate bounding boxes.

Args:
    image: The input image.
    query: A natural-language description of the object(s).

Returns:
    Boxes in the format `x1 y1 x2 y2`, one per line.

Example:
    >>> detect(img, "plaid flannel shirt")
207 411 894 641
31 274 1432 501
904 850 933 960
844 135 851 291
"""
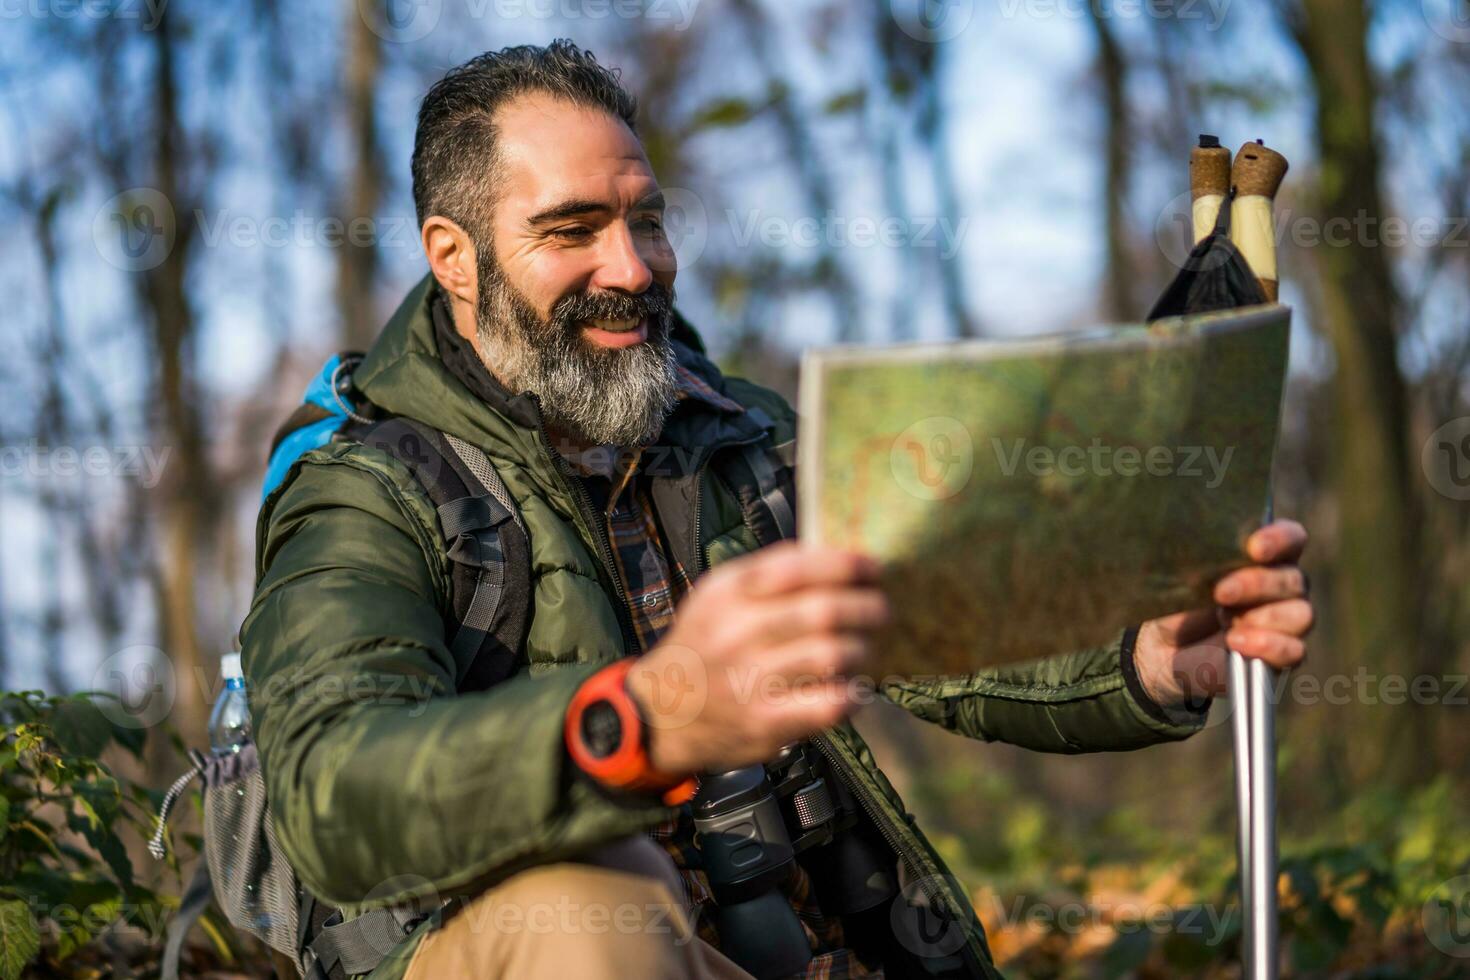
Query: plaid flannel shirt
565 364 880 979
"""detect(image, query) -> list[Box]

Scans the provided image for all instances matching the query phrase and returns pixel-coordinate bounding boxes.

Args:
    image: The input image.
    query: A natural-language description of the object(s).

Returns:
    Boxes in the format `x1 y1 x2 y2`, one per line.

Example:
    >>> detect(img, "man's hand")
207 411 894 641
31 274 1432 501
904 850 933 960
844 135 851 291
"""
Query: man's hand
1135 519 1313 708
626 541 887 776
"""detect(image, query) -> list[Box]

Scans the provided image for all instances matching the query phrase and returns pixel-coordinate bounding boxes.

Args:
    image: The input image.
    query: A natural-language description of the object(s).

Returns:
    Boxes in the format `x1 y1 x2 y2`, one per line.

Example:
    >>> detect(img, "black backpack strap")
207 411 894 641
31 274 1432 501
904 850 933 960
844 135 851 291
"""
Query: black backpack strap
746 438 797 541
438 432 532 679
305 906 429 980
715 412 798 547
350 417 532 693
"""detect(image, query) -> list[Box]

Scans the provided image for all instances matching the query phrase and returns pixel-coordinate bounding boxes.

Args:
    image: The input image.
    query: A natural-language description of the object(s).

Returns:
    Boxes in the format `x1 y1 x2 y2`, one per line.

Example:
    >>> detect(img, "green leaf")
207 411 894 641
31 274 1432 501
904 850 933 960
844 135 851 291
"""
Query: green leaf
822 88 865 115
17 820 63 862
199 908 237 962
0 899 41 980
1101 925 1154 978
54 894 124 961
0 796 9 843
76 776 122 831
48 698 115 759
66 808 134 889
109 715 147 760
686 96 760 132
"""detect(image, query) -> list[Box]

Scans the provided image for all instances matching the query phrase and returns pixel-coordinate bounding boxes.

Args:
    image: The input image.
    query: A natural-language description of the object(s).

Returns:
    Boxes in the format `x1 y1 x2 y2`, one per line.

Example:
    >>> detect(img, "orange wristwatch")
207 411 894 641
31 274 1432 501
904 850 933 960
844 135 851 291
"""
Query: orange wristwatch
565 660 696 806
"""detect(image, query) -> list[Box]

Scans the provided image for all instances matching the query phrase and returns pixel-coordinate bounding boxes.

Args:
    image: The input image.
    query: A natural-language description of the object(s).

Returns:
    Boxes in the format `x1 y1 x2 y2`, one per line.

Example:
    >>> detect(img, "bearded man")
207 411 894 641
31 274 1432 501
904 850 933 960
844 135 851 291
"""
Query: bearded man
242 40 1313 980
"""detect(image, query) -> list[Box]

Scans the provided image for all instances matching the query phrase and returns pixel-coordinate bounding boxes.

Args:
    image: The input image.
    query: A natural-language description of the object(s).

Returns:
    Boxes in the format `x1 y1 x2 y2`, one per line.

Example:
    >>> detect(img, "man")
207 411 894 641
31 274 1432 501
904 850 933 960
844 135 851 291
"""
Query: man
242 41 1312 979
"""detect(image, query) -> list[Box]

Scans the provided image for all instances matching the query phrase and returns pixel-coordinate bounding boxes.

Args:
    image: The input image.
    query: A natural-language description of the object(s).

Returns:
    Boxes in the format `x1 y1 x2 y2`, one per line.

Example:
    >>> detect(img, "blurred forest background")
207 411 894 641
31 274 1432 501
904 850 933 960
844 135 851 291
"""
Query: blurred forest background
1 0 1468 976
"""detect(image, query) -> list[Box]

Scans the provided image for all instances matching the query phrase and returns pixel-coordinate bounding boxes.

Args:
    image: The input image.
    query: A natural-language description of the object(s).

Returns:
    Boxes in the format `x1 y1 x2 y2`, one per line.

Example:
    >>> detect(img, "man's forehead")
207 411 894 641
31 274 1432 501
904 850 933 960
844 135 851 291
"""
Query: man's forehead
492 93 657 214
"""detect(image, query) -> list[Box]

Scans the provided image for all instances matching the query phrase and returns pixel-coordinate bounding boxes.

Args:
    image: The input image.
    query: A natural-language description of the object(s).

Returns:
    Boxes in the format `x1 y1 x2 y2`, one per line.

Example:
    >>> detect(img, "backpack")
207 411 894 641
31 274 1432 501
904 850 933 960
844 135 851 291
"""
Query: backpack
151 352 796 978
152 353 533 979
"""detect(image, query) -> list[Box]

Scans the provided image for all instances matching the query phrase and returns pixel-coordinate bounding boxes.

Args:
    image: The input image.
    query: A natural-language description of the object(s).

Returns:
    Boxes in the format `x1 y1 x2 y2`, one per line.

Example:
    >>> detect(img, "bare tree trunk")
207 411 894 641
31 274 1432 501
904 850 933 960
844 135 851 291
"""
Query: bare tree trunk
728 0 866 342
140 12 211 750
337 0 385 350
33 188 74 694
916 71 980 339
1088 7 1136 321
867 30 920 341
1292 0 1427 780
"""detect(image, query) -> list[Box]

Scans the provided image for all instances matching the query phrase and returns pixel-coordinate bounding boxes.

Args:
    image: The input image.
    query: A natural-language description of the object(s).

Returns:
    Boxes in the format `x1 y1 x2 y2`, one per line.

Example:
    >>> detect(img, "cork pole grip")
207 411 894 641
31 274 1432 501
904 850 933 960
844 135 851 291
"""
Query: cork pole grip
1190 135 1232 244
1230 140 1289 302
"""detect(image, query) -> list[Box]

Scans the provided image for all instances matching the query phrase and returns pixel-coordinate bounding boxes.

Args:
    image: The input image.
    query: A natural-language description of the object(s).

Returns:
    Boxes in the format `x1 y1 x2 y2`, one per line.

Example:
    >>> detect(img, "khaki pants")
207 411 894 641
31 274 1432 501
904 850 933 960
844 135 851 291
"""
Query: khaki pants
405 837 753 979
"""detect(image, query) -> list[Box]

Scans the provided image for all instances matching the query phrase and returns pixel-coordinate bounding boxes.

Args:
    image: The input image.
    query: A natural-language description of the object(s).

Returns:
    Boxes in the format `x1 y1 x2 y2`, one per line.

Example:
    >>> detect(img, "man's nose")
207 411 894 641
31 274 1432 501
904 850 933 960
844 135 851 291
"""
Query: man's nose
589 222 655 295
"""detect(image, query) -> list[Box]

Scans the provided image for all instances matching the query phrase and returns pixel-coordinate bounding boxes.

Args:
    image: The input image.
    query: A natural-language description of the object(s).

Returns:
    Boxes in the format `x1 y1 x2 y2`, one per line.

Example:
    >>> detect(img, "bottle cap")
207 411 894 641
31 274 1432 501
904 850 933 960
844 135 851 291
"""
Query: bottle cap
221 652 244 680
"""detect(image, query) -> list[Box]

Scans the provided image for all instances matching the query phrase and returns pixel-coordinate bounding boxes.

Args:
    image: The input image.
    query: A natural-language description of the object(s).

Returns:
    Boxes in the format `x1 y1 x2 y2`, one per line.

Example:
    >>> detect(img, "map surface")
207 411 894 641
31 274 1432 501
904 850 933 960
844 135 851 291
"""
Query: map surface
797 305 1291 677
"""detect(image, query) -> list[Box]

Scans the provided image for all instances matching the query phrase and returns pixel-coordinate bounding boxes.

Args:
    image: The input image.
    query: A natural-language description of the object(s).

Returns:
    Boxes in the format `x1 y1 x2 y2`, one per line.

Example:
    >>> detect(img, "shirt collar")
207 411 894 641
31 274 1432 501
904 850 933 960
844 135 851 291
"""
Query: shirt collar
673 361 744 414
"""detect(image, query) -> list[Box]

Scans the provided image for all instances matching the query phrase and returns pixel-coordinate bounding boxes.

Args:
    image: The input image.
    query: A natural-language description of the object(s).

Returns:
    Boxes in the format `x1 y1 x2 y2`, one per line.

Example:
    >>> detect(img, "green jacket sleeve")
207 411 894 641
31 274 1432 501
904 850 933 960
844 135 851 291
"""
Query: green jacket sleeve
880 628 1210 753
240 446 669 910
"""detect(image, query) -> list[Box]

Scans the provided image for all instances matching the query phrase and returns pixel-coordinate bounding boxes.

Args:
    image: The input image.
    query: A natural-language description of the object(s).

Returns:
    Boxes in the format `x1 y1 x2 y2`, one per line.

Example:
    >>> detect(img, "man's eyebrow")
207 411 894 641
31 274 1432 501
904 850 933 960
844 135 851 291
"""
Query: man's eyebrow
527 199 611 226
633 189 665 211
525 190 665 226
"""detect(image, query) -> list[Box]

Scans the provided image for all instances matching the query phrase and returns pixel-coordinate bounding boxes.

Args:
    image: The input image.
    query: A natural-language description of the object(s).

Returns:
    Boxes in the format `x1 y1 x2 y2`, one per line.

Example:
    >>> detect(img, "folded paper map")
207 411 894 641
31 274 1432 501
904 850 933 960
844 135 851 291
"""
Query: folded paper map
797 304 1291 677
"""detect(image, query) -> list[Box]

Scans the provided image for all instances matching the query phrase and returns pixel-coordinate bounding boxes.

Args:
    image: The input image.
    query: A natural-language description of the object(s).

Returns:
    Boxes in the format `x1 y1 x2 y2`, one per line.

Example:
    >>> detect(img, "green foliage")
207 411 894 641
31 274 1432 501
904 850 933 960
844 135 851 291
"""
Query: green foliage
0 691 168 979
911 759 1469 977
821 88 865 116
684 81 790 135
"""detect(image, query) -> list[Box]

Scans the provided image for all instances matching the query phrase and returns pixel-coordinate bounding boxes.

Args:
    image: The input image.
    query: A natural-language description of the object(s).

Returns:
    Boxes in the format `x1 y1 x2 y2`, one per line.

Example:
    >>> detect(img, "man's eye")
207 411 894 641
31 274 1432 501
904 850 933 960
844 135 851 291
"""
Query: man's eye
632 216 664 237
551 226 593 241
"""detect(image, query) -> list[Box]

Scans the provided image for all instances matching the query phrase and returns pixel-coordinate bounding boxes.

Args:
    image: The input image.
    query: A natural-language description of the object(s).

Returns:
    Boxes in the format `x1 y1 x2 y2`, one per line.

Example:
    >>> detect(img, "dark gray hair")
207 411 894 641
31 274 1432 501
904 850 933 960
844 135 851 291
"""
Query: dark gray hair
411 40 639 241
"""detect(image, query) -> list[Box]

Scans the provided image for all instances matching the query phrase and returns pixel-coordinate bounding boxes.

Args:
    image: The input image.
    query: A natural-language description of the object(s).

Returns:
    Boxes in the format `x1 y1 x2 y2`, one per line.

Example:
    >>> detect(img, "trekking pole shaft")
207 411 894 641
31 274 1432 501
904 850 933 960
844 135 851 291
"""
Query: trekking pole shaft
1228 649 1253 967
1248 655 1278 979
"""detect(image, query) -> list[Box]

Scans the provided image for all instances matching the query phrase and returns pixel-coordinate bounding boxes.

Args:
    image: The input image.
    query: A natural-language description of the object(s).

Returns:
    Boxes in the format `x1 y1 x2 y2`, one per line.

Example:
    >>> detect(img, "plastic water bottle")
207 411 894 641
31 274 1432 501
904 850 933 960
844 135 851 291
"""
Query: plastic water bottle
208 653 252 755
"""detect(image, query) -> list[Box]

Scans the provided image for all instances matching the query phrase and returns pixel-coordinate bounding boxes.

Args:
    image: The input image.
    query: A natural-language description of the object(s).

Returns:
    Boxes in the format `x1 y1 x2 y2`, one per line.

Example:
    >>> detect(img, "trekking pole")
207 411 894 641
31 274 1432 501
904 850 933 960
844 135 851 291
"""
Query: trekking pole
1247 627 1279 980
1229 497 1278 980
1228 642 1254 966
1190 137 1260 966
1226 139 1287 979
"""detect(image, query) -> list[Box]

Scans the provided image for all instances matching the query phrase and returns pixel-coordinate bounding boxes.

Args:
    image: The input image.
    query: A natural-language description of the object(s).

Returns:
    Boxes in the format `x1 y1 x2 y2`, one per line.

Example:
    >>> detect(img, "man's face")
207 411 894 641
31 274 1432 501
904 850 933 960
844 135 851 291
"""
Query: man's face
472 93 680 447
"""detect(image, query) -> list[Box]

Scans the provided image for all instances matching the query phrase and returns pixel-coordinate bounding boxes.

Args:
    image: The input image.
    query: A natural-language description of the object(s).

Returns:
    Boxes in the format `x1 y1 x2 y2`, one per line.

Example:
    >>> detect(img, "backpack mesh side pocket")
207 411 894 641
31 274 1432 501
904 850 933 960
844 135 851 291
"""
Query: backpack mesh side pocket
202 742 306 970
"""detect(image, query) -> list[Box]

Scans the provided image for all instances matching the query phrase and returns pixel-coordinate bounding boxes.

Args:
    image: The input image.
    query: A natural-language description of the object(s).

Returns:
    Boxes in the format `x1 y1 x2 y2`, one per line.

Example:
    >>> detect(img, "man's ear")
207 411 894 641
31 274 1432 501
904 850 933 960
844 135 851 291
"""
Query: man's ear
421 215 478 305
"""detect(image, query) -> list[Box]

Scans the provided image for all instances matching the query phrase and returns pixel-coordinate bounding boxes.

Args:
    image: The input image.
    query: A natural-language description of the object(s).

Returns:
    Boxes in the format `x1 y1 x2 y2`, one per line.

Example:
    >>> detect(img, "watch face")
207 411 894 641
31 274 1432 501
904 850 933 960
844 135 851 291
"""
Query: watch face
581 700 624 759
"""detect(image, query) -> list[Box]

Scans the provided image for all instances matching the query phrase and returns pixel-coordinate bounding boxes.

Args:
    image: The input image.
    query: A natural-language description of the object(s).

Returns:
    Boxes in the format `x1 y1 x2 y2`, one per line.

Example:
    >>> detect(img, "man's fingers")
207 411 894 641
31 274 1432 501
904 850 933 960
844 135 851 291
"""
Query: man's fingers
759 633 870 683
1233 598 1314 636
763 680 856 743
1149 607 1221 645
1223 626 1306 670
1214 563 1308 606
718 541 881 598
1246 519 1308 564
734 587 889 649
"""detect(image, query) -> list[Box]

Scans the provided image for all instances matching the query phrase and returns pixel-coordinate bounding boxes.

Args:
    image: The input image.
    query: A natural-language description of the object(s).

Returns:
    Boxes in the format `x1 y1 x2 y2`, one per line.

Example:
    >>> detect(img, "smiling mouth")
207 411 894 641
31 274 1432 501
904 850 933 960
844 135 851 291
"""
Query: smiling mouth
581 316 649 349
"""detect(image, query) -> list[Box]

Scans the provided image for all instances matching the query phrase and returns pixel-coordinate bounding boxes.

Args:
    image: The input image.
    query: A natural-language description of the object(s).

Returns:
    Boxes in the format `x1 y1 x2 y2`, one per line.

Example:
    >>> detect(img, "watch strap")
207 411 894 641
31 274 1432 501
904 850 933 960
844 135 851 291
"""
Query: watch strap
565 660 696 806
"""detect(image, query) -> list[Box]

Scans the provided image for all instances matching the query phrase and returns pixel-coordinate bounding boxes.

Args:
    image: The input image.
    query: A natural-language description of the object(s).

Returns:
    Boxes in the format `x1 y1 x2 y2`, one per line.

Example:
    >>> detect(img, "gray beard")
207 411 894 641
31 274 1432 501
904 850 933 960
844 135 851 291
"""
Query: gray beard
474 262 678 448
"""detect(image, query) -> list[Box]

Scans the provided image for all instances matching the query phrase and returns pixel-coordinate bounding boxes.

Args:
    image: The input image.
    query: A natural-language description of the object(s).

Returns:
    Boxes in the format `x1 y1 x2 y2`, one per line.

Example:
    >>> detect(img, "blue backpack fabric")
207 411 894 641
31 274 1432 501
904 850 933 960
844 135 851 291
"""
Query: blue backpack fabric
262 354 361 501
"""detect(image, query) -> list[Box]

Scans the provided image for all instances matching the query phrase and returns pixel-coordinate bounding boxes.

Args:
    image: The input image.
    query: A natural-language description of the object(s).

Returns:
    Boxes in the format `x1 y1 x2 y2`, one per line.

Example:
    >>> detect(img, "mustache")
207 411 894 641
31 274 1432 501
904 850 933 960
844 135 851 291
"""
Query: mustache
548 281 675 336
